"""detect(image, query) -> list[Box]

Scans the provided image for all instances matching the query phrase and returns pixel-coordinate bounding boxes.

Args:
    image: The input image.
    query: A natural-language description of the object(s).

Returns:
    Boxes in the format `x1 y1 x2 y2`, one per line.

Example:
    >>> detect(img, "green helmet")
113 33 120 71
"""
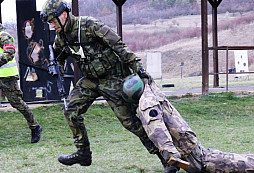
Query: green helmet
122 74 144 103
40 0 71 23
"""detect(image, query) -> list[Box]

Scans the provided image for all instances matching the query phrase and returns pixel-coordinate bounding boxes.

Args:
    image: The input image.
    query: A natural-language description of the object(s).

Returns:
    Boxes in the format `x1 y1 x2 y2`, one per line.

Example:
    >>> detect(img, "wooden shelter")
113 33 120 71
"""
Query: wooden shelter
201 0 254 95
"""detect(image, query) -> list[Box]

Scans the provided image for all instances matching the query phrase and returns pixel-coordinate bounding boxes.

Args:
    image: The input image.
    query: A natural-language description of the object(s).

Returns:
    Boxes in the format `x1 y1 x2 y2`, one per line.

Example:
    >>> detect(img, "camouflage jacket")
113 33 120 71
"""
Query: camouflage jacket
138 80 198 157
53 14 142 78
0 24 15 67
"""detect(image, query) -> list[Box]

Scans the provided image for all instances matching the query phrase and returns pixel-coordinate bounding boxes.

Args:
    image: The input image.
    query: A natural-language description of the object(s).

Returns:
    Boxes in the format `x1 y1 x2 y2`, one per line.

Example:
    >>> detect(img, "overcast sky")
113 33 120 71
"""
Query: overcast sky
1 0 71 23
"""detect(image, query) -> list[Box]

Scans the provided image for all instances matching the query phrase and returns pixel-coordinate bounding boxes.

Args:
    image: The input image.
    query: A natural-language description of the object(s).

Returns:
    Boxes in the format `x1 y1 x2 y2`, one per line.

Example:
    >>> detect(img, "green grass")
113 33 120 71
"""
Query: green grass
1 93 254 172
156 74 254 90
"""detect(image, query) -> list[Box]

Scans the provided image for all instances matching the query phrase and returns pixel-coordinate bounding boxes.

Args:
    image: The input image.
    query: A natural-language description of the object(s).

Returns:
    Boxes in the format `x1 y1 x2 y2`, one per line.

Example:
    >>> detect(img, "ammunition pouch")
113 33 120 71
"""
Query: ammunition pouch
79 47 121 78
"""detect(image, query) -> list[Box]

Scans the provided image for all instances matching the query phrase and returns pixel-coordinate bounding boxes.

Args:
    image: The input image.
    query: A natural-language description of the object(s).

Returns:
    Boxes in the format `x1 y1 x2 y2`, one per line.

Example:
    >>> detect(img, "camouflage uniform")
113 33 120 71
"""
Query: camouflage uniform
53 14 158 153
138 80 254 173
0 25 39 129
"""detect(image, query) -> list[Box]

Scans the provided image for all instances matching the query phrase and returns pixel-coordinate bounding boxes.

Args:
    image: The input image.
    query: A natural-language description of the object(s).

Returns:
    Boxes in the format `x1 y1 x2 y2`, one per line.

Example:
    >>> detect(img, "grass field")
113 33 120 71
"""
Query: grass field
157 74 254 90
0 92 254 173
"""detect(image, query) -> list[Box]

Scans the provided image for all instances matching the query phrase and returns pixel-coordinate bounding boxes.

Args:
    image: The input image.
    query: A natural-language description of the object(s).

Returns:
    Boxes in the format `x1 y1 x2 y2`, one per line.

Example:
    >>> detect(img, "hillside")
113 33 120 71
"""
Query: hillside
133 11 254 79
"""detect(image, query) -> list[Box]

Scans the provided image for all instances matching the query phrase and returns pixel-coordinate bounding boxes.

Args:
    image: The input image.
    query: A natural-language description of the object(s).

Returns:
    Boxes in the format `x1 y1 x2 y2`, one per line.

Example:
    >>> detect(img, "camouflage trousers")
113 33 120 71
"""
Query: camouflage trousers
0 76 39 129
202 146 254 173
183 143 254 173
64 76 158 153
138 81 254 173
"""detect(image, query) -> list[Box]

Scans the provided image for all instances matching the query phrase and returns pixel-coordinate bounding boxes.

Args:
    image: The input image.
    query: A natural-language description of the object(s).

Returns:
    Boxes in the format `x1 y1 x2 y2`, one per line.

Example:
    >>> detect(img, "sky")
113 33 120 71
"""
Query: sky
1 0 71 23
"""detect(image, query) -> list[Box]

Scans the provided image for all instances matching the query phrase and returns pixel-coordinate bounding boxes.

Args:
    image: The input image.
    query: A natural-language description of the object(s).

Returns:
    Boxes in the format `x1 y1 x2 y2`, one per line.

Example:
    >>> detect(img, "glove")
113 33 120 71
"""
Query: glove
137 68 152 85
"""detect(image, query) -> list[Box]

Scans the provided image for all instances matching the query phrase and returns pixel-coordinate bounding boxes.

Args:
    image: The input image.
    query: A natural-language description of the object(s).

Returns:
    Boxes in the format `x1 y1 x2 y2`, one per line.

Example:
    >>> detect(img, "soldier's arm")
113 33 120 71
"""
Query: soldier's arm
91 19 143 73
0 31 15 67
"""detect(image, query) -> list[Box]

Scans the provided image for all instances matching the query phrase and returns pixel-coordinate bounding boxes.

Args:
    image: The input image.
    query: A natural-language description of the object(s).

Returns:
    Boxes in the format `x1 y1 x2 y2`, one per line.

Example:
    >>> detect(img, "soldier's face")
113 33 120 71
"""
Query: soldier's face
49 12 68 32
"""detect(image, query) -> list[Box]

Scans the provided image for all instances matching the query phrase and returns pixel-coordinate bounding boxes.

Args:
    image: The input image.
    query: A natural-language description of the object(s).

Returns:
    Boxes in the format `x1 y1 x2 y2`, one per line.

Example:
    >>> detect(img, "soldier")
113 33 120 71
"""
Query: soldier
0 24 42 143
40 0 183 172
137 79 254 173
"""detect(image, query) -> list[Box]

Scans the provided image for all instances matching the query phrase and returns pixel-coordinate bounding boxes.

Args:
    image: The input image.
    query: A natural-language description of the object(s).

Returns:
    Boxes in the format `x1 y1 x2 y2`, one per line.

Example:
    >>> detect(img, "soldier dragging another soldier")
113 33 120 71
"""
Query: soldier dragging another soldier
40 0 254 172
40 0 176 172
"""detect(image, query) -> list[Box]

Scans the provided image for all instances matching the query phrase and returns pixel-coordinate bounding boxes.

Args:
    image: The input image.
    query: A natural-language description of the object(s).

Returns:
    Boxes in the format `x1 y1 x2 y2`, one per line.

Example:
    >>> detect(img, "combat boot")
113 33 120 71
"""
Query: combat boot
156 152 179 173
31 124 42 143
58 149 92 166
161 151 190 170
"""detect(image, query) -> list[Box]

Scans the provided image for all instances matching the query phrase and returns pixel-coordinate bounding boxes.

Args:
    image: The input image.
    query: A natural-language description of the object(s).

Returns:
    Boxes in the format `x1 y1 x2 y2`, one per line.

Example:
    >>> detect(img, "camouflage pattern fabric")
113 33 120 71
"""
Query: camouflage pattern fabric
138 80 254 173
138 80 198 157
41 0 69 23
53 14 158 153
203 147 254 173
64 76 157 153
53 15 142 78
0 24 16 67
0 77 39 129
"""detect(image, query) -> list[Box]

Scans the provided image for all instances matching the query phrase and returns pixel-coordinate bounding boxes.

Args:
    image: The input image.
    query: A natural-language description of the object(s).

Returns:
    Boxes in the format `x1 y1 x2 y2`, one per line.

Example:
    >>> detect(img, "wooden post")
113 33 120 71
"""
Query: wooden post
0 1 2 100
116 4 123 38
212 0 219 87
0 1 2 24
72 0 81 85
201 0 209 95
112 0 126 40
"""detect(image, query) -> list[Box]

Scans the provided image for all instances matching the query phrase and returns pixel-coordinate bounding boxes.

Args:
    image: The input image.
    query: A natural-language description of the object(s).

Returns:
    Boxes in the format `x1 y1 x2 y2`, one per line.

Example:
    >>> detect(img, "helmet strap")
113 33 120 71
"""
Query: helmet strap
56 12 70 44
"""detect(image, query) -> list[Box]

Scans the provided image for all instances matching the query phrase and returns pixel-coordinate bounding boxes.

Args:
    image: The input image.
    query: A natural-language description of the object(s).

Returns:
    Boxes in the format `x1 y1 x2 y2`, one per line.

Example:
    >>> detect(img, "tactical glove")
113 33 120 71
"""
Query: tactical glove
137 68 152 85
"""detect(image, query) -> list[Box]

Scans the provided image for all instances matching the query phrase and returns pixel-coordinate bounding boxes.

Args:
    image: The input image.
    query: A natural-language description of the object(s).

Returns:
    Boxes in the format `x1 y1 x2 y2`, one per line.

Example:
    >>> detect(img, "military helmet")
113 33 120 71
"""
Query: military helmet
122 73 144 103
40 0 71 23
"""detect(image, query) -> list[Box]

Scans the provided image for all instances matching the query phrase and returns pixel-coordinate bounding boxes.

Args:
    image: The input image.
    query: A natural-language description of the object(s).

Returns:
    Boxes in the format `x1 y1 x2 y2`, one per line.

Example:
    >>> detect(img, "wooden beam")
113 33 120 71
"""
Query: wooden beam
0 0 3 24
119 0 127 6
217 0 223 6
72 0 79 16
212 0 219 87
0 3 2 24
116 5 123 38
112 0 127 39
112 0 119 6
208 0 215 8
201 0 209 95
112 0 126 6
72 0 81 85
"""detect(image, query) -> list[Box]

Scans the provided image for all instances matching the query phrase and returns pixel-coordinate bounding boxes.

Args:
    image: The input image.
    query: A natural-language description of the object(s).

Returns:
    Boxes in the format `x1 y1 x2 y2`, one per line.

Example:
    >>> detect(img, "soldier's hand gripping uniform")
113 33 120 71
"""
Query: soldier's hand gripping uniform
40 0 173 171
138 79 254 173
0 24 42 143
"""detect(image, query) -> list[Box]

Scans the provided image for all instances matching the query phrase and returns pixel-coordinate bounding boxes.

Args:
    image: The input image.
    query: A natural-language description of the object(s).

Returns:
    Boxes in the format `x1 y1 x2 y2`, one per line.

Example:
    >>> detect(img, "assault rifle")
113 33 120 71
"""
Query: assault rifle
48 45 68 110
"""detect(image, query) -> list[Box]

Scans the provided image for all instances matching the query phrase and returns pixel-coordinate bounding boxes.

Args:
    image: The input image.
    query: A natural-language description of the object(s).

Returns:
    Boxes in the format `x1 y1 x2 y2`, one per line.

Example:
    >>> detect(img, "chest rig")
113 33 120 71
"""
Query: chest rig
68 17 122 79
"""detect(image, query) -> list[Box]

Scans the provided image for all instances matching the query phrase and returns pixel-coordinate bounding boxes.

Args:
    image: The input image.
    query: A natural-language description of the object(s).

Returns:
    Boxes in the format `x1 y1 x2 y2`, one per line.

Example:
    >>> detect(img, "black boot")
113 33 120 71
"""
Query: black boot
58 149 92 166
164 165 179 173
31 124 42 143
156 152 179 173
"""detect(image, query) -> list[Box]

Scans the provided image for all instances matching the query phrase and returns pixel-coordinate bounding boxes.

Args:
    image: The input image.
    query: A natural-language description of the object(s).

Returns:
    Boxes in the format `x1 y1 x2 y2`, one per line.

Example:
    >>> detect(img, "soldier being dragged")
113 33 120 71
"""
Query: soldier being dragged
131 78 254 173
